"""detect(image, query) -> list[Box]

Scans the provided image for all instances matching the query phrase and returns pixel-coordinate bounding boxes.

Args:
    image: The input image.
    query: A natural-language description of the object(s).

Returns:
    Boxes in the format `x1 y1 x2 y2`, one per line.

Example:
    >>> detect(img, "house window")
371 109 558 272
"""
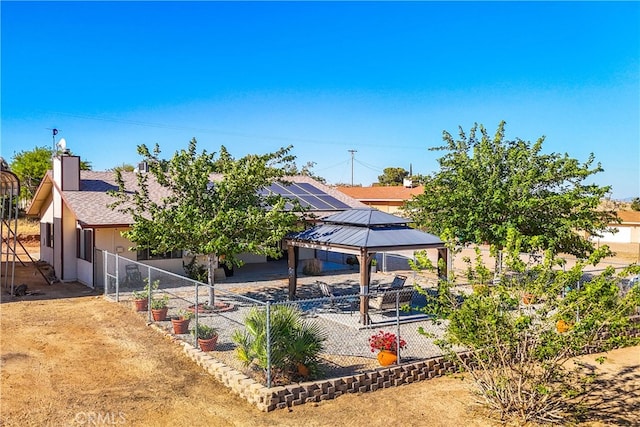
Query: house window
136 249 183 261
76 229 93 262
42 222 53 248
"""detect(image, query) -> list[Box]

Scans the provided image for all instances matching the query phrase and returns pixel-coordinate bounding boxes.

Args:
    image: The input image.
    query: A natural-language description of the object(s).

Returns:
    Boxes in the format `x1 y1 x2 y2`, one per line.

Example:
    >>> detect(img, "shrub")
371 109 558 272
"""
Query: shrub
232 304 326 384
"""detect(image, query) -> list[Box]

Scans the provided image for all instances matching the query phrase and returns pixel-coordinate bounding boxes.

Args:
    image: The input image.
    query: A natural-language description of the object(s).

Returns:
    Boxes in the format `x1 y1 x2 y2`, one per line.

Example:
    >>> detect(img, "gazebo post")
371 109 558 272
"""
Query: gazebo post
358 249 371 325
287 245 299 300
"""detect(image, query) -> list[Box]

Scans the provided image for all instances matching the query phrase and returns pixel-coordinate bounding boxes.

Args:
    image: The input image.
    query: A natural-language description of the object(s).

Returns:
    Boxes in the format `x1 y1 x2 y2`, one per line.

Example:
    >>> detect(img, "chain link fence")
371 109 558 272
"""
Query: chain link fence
99 248 638 388
100 251 452 387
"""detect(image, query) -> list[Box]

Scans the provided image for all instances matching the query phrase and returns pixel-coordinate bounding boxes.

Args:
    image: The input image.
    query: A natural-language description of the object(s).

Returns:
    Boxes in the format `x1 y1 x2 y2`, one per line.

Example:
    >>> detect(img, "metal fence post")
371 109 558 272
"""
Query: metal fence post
266 301 272 388
194 281 199 348
115 254 119 298
103 250 108 297
147 265 152 323
395 290 401 363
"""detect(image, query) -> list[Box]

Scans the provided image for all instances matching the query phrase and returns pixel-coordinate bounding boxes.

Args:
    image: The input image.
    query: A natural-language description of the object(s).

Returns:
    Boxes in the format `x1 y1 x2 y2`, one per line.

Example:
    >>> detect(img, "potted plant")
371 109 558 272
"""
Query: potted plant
369 330 407 366
192 324 218 352
131 279 159 312
171 310 194 335
370 258 378 273
150 294 169 321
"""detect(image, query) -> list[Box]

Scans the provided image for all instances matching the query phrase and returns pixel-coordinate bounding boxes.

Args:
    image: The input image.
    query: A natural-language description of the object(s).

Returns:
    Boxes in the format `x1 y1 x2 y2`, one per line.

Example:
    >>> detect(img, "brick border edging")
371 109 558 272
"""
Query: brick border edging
147 323 459 412
148 315 640 412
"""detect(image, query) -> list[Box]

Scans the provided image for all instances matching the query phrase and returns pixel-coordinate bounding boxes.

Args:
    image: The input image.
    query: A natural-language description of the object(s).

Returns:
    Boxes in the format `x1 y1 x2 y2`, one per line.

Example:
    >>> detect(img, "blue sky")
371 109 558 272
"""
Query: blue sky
2 1 638 199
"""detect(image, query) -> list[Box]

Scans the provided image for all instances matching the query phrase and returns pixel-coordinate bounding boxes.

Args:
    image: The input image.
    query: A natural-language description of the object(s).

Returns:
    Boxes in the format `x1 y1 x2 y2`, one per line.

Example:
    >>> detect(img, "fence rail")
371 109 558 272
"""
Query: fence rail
100 249 638 389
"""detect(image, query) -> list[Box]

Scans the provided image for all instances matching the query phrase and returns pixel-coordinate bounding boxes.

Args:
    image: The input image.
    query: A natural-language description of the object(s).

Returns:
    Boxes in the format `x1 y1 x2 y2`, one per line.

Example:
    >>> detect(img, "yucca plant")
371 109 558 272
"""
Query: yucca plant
232 304 326 384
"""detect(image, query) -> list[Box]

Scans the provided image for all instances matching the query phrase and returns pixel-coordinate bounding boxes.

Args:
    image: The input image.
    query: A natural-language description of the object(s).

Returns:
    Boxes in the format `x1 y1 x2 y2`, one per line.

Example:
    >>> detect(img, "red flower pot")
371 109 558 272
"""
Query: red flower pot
171 317 190 334
133 299 148 312
198 336 218 352
151 307 168 321
377 350 398 366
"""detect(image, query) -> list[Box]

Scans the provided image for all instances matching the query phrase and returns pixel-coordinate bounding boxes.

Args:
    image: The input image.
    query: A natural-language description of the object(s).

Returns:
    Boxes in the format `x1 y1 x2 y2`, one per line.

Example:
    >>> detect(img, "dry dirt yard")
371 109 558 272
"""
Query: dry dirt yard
1 243 639 426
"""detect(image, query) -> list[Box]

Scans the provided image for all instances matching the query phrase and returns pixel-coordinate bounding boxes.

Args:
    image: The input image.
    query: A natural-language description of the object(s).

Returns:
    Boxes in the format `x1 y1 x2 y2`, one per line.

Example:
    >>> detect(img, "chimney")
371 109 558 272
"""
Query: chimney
53 154 80 191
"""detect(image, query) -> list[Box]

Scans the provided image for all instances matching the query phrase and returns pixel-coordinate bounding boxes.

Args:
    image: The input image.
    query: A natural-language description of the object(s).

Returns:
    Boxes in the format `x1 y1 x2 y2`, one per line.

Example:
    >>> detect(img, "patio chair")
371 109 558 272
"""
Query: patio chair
316 281 357 314
125 264 143 286
369 275 412 311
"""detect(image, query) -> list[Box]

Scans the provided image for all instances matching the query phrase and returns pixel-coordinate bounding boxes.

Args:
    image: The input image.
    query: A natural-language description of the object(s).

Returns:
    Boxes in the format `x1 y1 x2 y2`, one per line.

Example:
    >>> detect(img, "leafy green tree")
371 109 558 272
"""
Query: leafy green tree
111 163 135 172
10 146 92 201
377 167 409 186
404 121 617 258
109 138 303 305
412 233 640 424
9 146 53 201
630 197 640 211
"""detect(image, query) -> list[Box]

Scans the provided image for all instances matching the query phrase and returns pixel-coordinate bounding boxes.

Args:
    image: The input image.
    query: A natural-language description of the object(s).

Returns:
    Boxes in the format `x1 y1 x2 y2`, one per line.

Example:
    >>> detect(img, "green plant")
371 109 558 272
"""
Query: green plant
414 233 640 425
132 278 159 300
173 309 194 320
232 304 326 384
183 256 208 283
191 324 218 340
151 294 169 309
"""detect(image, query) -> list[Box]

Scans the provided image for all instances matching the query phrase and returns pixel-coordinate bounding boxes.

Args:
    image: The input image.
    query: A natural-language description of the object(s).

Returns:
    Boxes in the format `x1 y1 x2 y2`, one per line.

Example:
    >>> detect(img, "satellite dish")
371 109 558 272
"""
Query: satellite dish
57 138 67 150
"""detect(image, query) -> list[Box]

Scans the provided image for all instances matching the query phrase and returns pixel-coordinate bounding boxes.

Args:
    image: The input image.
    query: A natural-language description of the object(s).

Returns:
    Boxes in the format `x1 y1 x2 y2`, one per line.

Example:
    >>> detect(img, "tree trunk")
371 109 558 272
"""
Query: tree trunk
207 253 217 306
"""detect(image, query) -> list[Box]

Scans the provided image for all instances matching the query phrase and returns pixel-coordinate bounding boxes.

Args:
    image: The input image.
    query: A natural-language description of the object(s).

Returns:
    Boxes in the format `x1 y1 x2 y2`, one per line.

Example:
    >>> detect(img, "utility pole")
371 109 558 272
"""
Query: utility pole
348 149 357 186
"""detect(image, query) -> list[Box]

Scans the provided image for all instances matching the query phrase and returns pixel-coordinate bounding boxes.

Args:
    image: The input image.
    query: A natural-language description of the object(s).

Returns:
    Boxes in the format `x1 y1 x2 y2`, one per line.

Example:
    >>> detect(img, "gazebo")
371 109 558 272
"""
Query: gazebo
285 208 448 324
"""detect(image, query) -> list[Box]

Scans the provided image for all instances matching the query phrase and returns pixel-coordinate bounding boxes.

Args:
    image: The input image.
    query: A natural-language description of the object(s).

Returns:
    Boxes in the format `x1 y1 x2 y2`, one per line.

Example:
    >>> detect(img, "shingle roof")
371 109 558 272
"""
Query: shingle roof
336 185 424 201
61 172 366 227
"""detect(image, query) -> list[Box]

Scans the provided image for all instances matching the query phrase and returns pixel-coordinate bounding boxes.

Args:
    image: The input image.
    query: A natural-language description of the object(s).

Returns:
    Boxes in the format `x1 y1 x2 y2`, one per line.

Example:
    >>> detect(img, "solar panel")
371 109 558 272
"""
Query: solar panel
260 181 350 211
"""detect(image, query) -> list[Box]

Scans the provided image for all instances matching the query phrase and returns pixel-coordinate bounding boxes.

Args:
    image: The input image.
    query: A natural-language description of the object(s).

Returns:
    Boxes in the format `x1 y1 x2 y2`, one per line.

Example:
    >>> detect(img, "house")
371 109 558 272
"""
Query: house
25 153 366 288
594 210 640 244
335 184 423 214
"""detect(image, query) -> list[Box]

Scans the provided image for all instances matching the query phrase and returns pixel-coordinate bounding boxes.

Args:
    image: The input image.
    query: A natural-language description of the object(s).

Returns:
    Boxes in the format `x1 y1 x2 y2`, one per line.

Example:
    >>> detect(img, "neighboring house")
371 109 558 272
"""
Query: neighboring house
336 184 423 214
593 210 640 244
25 153 366 288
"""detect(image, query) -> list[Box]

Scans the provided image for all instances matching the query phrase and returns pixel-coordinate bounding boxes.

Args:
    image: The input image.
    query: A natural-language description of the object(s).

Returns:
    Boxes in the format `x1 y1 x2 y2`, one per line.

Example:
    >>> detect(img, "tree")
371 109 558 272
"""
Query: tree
404 121 617 258
9 146 53 201
377 167 409 186
412 234 640 424
630 197 640 211
111 163 135 172
109 138 303 305
10 146 92 202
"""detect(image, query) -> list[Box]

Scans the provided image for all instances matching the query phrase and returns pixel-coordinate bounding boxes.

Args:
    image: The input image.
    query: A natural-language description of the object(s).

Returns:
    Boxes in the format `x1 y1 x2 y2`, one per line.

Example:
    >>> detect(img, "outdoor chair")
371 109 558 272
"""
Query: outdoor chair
125 264 143 286
316 281 357 314
369 275 413 311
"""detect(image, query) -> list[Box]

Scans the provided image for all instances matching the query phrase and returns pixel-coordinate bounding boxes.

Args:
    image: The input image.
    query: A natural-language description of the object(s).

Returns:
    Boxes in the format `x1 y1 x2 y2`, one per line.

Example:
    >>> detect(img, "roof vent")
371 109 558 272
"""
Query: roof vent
137 162 149 173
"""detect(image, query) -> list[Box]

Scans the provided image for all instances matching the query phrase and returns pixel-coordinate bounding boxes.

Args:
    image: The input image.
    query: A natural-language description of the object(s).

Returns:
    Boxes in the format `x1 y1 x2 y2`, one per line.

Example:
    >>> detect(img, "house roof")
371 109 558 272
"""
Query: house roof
336 185 424 202
27 171 366 228
617 210 640 225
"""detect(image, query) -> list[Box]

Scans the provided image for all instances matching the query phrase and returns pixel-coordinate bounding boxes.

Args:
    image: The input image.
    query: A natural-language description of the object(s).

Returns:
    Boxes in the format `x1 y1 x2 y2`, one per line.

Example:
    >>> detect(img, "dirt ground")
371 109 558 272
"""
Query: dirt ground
1 243 639 426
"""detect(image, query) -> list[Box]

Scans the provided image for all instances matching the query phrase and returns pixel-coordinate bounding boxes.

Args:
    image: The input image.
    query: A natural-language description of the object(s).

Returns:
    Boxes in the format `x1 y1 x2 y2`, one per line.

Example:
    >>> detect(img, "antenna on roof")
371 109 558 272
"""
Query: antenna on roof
47 128 61 154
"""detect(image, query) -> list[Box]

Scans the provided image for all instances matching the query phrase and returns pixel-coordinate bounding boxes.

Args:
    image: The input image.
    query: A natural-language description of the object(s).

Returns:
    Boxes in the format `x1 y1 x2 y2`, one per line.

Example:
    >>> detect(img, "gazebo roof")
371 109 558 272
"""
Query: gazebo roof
287 208 444 253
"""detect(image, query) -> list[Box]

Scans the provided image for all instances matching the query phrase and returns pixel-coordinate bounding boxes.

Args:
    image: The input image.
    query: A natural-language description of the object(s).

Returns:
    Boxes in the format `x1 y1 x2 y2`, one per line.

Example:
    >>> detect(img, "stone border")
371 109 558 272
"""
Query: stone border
149 322 463 412
149 315 640 412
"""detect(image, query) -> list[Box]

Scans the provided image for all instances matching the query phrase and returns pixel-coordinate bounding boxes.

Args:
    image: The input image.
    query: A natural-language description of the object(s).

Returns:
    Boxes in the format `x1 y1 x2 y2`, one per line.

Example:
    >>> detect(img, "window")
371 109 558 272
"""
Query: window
136 249 182 261
41 222 53 248
76 229 93 262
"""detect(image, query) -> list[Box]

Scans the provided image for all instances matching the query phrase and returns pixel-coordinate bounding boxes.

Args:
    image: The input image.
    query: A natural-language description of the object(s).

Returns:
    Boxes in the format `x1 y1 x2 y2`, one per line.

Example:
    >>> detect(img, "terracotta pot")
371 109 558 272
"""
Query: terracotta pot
151 307 168 321
198 336 218 352
377 350 398 366
522 293 536 305
297 362 310 377
171 317 190 334
556 319 572 333
133 299 148 312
